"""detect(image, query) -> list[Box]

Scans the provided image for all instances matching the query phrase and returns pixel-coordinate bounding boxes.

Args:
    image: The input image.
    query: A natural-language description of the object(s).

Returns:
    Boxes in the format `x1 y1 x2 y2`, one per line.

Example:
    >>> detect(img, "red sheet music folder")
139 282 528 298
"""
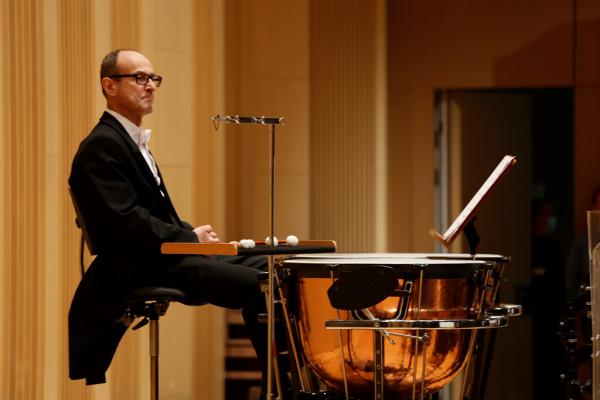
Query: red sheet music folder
429 155 517 247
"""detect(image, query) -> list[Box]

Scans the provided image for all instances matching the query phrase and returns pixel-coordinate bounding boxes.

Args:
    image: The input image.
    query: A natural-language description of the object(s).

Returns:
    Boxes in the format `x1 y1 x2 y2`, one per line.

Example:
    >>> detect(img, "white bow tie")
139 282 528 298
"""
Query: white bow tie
139 128 152 148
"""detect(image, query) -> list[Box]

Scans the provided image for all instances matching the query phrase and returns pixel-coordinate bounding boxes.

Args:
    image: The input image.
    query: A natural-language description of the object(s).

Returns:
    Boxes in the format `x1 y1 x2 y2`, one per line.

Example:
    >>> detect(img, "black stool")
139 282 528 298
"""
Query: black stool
121 287 205 400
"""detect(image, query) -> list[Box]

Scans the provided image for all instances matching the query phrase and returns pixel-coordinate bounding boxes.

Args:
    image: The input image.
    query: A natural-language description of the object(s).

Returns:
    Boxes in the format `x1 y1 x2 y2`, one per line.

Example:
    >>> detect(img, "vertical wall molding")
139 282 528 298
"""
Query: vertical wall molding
111 0 139 49
309 0 377 252
57 0 93 399
0 1 5 395
193 0 226 397
1 0 46 398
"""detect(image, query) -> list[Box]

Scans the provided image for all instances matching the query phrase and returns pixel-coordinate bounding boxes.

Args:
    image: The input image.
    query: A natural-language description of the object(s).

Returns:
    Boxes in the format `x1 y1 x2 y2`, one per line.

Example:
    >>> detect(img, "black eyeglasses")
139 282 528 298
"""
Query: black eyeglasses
109 73 163 87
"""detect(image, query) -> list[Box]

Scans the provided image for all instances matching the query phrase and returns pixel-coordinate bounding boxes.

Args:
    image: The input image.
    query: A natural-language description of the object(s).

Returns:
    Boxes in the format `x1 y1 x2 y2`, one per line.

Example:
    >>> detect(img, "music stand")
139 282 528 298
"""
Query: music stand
212 114 284 399
429 154 517 253
428 154 517 399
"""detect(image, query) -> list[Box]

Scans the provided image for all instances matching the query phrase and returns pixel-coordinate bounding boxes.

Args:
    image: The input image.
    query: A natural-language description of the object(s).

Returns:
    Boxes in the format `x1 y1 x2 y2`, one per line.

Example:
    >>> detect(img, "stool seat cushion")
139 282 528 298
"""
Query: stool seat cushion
128 286 206 306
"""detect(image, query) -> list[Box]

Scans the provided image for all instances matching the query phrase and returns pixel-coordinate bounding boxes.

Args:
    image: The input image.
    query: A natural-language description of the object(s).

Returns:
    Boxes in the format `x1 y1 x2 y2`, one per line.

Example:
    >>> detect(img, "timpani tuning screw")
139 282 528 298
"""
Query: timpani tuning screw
421 333 431 344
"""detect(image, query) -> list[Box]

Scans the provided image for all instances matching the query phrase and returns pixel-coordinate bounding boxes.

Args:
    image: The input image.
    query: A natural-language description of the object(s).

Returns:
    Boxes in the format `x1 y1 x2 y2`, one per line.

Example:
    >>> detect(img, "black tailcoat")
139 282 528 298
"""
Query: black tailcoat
68 112 198 384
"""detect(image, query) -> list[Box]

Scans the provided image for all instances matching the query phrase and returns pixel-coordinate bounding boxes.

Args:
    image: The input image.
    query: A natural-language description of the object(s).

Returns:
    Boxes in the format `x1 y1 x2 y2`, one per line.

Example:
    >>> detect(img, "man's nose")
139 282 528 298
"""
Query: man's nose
145 80 157 91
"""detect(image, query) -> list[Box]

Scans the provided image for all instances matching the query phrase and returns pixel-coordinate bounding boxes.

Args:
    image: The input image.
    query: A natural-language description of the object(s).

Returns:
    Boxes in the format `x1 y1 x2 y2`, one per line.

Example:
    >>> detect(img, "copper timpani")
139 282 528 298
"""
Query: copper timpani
278 253 520 400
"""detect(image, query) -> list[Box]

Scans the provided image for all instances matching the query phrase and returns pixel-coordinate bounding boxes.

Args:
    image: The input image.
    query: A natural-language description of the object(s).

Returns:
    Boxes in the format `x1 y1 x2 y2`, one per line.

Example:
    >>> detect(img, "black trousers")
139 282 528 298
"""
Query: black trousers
163 254 267 308
162 254 271 389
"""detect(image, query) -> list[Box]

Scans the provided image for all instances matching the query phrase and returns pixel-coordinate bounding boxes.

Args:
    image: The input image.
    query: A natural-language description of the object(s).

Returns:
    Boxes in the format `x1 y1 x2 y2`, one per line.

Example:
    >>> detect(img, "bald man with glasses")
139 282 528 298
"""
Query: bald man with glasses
68 49 270 390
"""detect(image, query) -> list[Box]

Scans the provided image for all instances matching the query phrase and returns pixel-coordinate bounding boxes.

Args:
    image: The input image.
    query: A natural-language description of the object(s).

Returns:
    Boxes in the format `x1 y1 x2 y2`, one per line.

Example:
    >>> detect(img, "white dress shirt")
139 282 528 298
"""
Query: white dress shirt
106 109 161 187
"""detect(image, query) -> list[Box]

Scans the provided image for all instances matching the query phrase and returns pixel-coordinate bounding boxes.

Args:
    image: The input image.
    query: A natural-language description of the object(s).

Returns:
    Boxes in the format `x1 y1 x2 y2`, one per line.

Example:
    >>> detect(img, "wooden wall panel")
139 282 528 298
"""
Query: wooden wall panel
42 0 61 398
57 1 94 399
309 0 378 252
575 0 600 86
0 3 4 396
111 0 139 50
224 0 311 242
1 0 46 399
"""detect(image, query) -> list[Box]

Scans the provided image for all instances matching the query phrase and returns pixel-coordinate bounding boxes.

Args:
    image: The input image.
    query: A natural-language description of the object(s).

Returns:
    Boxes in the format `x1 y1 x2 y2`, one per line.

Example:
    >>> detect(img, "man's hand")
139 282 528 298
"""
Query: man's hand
193 225 220 243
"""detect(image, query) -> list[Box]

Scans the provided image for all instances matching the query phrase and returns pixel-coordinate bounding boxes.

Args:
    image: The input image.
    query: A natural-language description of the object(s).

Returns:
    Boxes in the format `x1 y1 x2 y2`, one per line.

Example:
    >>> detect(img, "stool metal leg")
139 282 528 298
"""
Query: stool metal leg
150 318 159 400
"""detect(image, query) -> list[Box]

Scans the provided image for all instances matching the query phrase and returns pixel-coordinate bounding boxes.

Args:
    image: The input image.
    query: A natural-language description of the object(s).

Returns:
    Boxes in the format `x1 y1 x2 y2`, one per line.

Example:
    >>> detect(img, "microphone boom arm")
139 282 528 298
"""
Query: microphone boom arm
212 114 284 130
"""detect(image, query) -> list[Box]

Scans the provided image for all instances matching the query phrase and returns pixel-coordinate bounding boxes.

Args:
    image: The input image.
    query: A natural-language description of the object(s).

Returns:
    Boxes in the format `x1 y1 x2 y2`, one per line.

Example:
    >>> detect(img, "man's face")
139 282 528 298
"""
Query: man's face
103 51 157 124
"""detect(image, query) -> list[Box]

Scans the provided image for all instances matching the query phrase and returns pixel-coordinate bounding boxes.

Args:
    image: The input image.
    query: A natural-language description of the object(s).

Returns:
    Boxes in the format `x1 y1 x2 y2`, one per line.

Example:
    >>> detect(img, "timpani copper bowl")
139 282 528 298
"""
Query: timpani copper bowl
279 253 517 399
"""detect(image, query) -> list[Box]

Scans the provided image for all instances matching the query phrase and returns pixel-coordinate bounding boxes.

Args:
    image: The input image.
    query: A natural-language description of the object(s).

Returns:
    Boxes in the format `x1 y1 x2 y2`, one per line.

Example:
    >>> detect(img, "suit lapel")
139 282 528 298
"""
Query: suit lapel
100 112 184 226
100 112 160 190
154 163 184 226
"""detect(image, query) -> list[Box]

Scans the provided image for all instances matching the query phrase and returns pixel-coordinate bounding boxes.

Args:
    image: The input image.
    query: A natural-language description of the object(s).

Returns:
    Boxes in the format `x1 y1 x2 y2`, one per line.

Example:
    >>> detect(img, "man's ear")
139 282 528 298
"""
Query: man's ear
101 76 116 96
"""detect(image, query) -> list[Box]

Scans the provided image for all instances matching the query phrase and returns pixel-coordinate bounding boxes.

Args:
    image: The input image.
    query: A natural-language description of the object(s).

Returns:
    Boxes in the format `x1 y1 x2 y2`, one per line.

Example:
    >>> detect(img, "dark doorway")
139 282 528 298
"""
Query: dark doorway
434 88 573 400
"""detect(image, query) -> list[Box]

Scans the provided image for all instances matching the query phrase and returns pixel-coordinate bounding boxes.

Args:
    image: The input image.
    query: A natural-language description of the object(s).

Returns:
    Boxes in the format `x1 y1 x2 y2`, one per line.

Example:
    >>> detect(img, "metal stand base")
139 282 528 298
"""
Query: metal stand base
150 318 159 400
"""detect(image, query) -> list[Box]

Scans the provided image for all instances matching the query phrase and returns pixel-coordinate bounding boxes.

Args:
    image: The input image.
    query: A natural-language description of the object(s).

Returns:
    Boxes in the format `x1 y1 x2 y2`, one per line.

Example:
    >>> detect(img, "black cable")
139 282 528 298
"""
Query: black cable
79 232 85 278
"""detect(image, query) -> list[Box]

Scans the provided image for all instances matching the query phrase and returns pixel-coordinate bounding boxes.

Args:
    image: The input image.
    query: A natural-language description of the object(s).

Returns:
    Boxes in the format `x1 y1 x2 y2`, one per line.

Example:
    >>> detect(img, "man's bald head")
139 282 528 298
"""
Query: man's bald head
99 49 157 126
99 49 138 97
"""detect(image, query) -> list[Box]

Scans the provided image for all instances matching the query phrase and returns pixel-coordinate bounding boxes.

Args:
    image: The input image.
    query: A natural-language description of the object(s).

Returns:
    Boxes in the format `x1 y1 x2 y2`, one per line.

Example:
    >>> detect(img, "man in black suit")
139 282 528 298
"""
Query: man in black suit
68 49 267 386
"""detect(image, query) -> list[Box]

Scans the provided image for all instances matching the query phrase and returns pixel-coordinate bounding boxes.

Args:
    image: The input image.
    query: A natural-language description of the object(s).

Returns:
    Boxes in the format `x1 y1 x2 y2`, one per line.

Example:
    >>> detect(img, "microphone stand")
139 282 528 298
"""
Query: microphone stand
212 114 284 399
